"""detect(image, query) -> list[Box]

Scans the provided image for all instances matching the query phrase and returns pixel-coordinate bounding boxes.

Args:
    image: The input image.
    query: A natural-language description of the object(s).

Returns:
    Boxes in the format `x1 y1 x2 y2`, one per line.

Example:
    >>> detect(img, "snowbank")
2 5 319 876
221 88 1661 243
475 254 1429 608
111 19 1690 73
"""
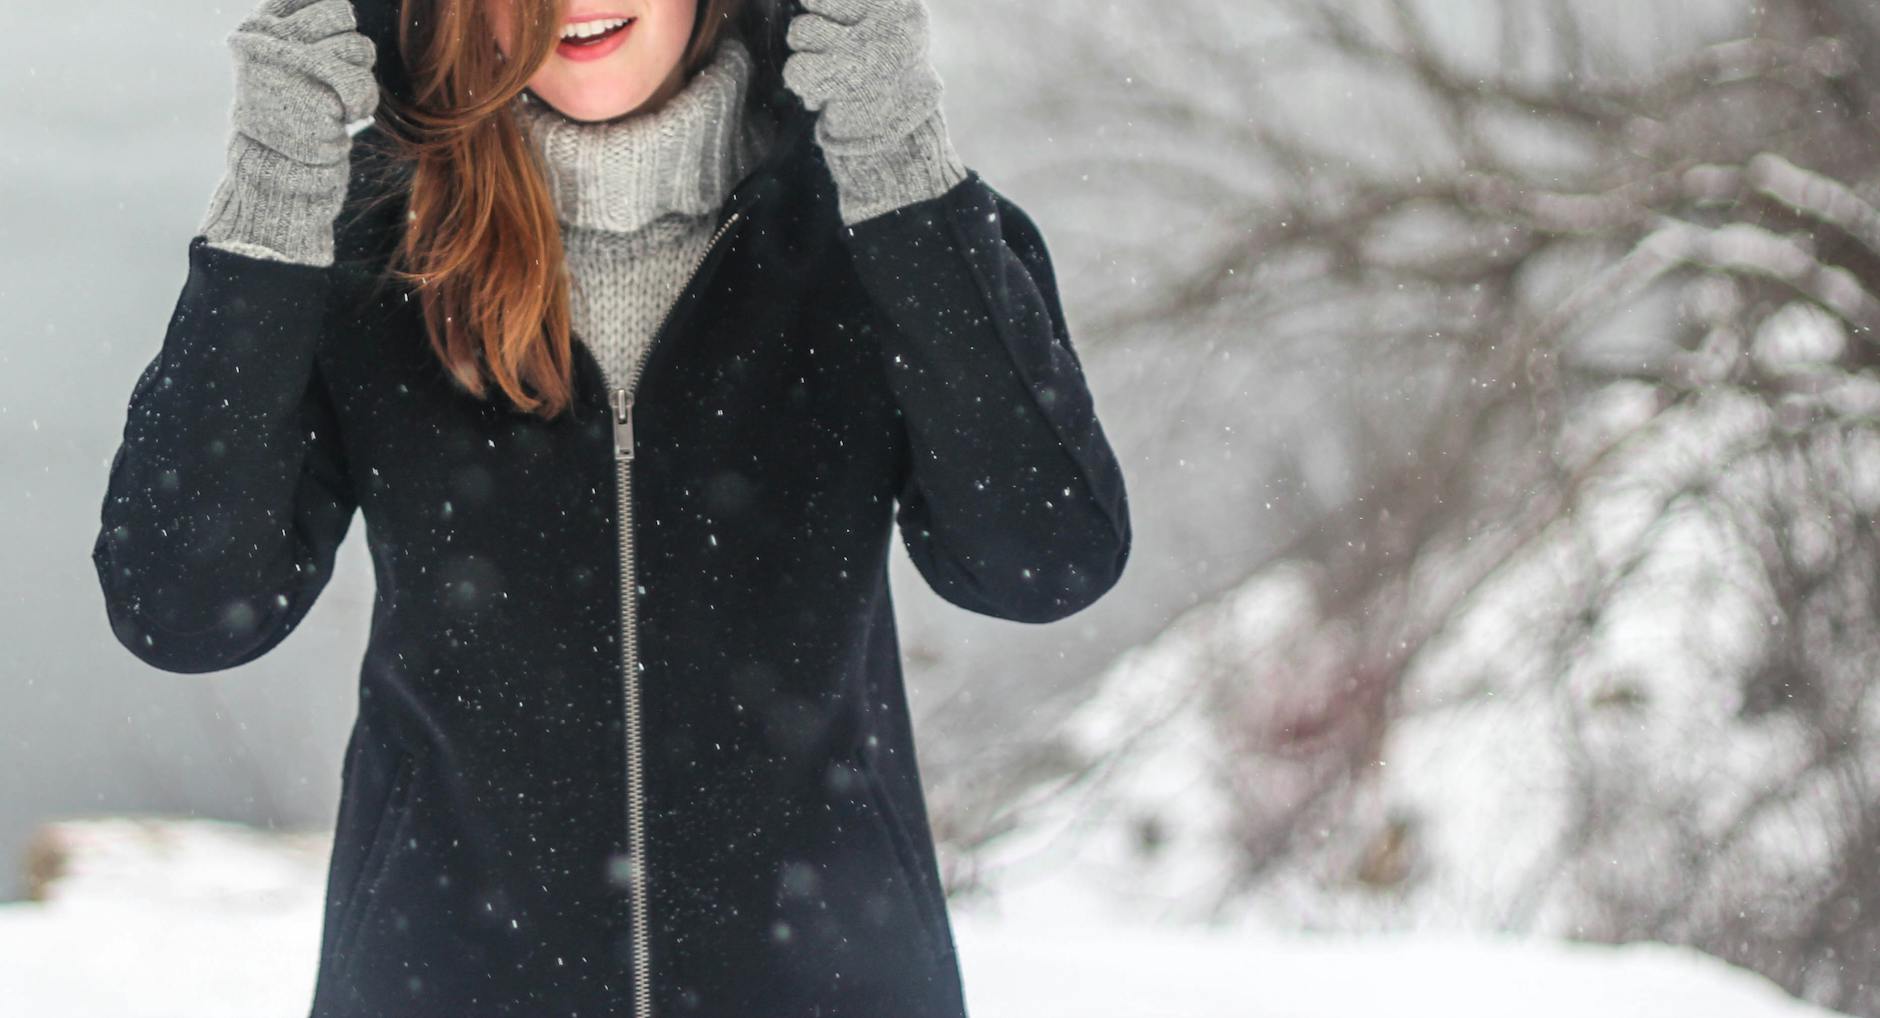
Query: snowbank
0 817 1847 1017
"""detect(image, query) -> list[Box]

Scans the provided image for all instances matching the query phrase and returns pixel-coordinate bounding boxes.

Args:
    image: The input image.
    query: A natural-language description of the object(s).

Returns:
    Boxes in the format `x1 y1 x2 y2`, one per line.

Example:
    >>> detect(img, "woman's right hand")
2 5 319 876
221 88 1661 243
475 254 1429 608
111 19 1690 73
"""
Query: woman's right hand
198 0 379 267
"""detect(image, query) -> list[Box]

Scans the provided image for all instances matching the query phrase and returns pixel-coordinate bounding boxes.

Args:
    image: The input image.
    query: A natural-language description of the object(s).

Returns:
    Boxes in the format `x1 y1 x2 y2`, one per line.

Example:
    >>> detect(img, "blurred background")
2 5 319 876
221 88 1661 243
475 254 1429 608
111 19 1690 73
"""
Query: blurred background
7 0 1880 1014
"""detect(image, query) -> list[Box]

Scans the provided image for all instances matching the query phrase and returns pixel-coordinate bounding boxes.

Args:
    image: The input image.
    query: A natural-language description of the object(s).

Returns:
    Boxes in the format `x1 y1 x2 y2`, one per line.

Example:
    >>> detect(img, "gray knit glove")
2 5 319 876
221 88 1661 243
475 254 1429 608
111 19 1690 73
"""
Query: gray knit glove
781 0 969 227
198 0 378 267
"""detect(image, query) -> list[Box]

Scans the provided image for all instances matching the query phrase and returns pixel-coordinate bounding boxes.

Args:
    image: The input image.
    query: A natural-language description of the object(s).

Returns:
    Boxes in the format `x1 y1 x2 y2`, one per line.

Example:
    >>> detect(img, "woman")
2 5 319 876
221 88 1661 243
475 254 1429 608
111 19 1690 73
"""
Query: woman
90 0 1130 1013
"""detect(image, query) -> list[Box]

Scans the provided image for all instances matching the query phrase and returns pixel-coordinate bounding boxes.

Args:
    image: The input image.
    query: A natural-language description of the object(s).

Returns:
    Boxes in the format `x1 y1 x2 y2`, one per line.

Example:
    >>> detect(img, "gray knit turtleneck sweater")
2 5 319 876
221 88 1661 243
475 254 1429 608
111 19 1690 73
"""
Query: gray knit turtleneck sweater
514 37 766 393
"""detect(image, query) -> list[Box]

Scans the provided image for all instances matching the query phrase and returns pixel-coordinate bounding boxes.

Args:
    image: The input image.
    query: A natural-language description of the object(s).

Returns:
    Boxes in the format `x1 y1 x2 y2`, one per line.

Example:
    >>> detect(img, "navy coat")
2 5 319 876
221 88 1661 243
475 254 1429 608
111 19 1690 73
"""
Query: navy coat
90 2 1130 1014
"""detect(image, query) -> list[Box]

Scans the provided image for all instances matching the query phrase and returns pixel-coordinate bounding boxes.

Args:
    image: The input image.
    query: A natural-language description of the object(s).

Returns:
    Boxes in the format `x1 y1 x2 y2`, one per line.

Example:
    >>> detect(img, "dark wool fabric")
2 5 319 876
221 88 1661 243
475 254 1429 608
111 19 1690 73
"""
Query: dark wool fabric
90 3 1130 1015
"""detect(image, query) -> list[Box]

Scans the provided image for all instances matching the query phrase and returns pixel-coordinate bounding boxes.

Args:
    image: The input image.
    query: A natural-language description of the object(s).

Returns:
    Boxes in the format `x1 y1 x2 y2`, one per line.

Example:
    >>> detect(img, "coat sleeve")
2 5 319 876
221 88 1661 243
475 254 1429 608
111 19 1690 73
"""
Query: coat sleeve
843 169 1132 624
90 236 358 674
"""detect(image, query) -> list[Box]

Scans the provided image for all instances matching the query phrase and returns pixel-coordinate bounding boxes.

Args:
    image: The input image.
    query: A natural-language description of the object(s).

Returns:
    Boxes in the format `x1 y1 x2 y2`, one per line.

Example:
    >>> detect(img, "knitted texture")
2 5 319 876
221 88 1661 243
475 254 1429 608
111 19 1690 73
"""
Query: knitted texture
781 0 968 225
561 220 723 392
516 36 765 390
199 0 378 266
517 36 758 236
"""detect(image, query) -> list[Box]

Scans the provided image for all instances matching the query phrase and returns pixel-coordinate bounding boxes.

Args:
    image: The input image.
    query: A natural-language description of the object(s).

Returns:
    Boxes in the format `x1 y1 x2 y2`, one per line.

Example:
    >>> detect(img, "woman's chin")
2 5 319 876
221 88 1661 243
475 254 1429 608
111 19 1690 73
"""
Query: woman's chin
532 86 650 124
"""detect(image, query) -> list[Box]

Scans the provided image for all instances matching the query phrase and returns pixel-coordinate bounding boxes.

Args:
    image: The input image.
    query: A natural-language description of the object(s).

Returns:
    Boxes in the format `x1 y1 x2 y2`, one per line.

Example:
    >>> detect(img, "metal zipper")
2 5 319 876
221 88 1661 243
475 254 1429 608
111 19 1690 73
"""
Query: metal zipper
608 207 743 1018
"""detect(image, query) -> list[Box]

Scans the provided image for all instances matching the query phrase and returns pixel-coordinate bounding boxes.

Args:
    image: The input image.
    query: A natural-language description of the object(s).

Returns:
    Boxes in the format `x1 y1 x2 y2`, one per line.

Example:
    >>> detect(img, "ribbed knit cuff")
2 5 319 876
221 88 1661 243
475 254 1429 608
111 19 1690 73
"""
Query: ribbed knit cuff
820 106 969 227
198 133 348 268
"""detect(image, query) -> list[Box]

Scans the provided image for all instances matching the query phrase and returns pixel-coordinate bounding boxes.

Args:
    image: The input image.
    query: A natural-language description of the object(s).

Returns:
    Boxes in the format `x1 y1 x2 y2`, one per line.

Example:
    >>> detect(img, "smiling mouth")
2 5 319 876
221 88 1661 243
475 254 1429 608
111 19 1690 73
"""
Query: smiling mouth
560 17 635 47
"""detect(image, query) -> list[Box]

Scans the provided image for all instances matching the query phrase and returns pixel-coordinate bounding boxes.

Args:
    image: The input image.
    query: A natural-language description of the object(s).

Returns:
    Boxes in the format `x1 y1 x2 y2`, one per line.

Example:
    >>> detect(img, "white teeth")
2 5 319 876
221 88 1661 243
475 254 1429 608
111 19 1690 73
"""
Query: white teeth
561 17 631 40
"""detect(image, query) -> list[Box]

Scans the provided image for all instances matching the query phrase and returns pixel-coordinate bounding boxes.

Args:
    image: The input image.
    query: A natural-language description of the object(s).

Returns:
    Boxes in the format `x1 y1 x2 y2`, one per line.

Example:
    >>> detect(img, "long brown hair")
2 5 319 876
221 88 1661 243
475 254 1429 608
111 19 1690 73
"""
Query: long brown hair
377 0 749 421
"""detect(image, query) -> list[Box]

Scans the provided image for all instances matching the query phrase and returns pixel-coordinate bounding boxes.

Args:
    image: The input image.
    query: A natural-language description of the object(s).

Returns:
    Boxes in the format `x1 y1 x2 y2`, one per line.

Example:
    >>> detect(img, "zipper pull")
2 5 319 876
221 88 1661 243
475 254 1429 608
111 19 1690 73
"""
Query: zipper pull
611 387 633 461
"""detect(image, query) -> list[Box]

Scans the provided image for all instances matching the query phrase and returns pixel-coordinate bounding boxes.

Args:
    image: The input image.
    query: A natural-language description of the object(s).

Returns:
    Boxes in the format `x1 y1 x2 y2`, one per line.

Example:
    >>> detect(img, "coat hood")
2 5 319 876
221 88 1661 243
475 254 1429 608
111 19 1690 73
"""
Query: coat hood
348 0 411 104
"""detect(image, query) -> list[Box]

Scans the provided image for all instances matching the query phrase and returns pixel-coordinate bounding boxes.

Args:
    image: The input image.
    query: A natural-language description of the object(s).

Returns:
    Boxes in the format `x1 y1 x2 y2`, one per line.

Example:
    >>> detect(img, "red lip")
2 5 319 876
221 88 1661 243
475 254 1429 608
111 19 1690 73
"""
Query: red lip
556 17 634 62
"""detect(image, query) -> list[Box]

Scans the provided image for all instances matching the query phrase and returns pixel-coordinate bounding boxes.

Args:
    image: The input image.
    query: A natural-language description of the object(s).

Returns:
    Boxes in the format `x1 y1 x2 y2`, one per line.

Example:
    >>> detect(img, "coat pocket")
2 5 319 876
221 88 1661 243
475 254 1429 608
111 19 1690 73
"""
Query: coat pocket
332 749 418 968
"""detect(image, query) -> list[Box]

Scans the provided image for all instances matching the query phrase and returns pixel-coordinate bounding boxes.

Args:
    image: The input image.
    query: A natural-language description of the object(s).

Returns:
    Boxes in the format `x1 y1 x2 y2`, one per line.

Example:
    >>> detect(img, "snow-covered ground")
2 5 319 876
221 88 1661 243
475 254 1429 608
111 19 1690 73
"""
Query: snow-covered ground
0 817 1847 1018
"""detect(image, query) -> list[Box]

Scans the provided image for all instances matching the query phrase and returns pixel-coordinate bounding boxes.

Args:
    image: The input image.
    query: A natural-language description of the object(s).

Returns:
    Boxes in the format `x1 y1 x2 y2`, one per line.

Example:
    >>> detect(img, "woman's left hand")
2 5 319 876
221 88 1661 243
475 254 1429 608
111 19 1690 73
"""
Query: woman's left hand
781 0 943 144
